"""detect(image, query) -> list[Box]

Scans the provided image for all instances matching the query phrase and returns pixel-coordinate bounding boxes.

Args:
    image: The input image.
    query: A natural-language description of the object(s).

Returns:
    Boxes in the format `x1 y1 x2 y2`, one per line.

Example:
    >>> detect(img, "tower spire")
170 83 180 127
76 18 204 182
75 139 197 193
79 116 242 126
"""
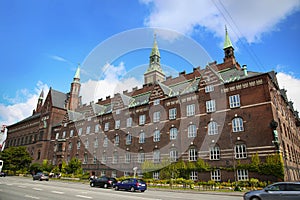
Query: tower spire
73 64 80 82
223 26 235 60
223 25 233 49
69 63 81 111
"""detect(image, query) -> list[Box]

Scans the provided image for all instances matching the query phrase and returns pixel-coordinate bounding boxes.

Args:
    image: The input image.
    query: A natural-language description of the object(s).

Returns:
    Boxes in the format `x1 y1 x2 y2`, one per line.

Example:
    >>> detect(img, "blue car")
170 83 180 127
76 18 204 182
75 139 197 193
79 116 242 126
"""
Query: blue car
114 178 147 192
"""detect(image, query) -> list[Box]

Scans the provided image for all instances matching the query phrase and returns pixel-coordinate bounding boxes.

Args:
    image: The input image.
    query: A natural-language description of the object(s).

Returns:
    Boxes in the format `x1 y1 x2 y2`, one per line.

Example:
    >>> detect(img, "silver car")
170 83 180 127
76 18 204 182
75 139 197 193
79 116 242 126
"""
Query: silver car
243 182 300 200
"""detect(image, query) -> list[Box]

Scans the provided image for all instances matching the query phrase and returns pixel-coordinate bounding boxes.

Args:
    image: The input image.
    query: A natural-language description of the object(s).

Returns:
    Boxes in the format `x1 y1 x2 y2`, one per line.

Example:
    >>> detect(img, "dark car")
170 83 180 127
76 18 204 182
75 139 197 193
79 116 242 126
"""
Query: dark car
114 178 147 192
243 182 300 200
33 172 49 181
0 172 6 177
90 176 117 188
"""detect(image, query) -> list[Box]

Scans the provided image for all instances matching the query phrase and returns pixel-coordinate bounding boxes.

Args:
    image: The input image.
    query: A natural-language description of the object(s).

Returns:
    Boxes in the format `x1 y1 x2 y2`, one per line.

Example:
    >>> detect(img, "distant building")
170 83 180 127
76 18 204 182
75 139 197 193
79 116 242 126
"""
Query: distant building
6 30 300 182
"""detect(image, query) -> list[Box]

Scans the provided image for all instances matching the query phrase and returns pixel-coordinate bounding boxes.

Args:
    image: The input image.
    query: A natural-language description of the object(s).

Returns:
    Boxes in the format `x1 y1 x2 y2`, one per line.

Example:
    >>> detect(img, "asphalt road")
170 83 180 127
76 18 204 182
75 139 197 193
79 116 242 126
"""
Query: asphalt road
0 176 243 200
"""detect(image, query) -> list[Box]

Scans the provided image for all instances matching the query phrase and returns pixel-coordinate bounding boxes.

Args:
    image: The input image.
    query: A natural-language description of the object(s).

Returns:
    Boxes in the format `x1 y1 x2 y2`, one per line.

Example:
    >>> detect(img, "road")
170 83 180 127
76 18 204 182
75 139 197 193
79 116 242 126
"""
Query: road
0 176 243 200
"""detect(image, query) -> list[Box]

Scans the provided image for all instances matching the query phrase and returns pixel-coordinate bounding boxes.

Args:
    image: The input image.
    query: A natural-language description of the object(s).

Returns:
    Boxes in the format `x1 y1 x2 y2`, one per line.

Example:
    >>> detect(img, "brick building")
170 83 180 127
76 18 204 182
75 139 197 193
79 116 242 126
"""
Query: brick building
6 30 300 182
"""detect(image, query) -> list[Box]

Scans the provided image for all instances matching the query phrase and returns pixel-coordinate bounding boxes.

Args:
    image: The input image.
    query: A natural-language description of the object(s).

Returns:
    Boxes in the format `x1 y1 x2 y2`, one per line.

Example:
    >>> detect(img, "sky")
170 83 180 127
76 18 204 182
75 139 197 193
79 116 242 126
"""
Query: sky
1 0 300 126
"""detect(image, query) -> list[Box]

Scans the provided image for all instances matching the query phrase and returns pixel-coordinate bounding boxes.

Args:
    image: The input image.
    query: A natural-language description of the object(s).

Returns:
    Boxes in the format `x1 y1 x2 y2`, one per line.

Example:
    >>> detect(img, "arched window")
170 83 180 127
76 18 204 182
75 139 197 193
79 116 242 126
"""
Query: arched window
153 130 160 142
235 144 247 159
153 150 160 163
188 124 197 138
208 121 218 135
170 127 178 140
139 132 145 143
126 134 132 145
232 117 244 132
170 148 178 162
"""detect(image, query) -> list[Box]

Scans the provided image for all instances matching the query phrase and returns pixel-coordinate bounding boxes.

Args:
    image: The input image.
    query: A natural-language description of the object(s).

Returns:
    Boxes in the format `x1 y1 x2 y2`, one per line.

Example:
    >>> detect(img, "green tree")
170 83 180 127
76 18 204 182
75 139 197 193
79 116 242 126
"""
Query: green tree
29 163 43 174
195 158 210 172
64 157 82 175
0 146 32 174
250 152 260 171
42 159 53 173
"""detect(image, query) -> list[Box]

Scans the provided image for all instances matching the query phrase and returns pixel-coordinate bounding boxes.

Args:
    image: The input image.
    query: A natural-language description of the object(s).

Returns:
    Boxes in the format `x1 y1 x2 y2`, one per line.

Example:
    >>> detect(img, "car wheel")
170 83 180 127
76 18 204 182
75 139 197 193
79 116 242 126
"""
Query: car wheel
141 190 145 192
115 186 119 191
251 197 261 200
46 179 49 181
130 187 135 192
104 183 108 188
90 182 95 187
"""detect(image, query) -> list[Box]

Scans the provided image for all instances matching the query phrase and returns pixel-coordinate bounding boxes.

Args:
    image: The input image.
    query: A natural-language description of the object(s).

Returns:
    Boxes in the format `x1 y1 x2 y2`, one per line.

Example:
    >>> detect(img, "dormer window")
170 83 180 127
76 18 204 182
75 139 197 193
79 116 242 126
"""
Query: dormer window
154 99 160 105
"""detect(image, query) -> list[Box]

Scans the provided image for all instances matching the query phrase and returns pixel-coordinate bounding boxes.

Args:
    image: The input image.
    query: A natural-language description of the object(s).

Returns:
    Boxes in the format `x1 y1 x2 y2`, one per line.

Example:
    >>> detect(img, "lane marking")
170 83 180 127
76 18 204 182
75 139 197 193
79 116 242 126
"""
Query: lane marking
18 185 27 188
32 187 43 191
75 195 93 199
25 194 40 199
51 190 64 194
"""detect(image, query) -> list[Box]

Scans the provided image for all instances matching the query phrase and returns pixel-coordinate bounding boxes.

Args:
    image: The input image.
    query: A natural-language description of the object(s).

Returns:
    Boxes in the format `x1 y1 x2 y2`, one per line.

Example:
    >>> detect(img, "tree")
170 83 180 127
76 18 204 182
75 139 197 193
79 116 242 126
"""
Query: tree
42 159 53 173
0 146 32 174
64 158 82 175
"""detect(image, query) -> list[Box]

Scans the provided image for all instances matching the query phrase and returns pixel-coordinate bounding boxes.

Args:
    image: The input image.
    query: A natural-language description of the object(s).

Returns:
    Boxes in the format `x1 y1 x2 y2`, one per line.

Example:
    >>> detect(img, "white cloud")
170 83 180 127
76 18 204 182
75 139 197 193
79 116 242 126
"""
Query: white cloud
142 0 300 43
277 72 300 111
0 82 49 126
80 62 142 104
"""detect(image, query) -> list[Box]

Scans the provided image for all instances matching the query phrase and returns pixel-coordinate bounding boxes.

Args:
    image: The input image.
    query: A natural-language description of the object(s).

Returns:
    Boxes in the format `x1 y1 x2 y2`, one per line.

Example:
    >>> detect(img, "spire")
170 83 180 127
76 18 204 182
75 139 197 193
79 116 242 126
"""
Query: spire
73 64 80 83
39 90 44 100
150 33 160 57
223 26 233 50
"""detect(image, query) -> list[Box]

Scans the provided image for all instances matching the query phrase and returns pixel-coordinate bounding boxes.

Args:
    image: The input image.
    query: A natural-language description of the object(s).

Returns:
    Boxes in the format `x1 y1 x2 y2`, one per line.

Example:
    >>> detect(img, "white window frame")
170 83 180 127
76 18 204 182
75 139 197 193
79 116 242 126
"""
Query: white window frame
188 124 197 138
77 141 81 149
126 117 132 127
190 171 198 181
189 148 197 161
94 137 99 149
170 149 178 162
206 99 216 113
78 128 82 136
210 146 220 160
68 142 72 150
139 132 145 143
153 150 160 163
186 104 195 116
103 136 108 147
169 108 177 120
104 122 109 131
115 120 120 129
153 99 160 105
237 169 248 181
70 130 74 138
232 117 244 132
153 130 160 142
211 169 221 181
235 144 247 159
62 131 66 138
170 127 178 140
113 152 118 164
153 171 159 180
153 111 160 123
86 126 91 134
102 153 107 164
116 109 121 115
125 152 131 163
83 153 88 164
205 85 214 93
85 139 89 148
95 124 100 133
55 132 59 140
126 134 132 145
138 152 145 163
208 121 218 135
229 94 240 108
139 114 146 125
111 170 117 178
114 135 119 146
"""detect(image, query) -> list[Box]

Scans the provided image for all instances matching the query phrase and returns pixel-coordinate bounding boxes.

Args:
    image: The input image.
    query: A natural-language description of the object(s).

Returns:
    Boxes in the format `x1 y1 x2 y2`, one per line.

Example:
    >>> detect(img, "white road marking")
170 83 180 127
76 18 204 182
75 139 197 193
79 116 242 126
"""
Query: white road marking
75 195 93 199
51 190 64 194
18 185 27 188
32 187 43 191
24 194 40 199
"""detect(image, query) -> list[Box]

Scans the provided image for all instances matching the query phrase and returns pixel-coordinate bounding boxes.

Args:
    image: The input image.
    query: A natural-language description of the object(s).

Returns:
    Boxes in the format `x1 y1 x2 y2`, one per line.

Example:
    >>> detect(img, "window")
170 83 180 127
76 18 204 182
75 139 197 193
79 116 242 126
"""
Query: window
153 99 160 105
68 142 72 150
205 85 214 93
102 153 107 164
95 124 100 133
77 141 81 149
235 144 247 159
170 149 178 162
139 114 146 125
170 127 178 140
103 136 108 147
206 99 216 113
94 137 99 148
188 124 197 138
125 152 131 163
70 130 74 138
78 128 82 136
190 171 198 181
126 117 132 127
153 111 160 123
86 126 91 134
153 150 160 163
62 131 66 138
186 104 195 116
84 153 88 164
84 139 89 148
138 151 145 163
139 132 145 143
169 108 176 120
111 170 117 178
237 169 248 181
93 154 97 164
126 134 132 145
229 94 240 108
153 171 159 180
189 148 197 161
115 120 120 129
153 130 160 142
113 152 118 164
210 146 220 160
116 109 120 115
55 133 59 140
124 171 130 177
208 121 218 135
101 170 106 176
232 117 244 132
211 169 221 181
114 135 119 146
104 122 109 131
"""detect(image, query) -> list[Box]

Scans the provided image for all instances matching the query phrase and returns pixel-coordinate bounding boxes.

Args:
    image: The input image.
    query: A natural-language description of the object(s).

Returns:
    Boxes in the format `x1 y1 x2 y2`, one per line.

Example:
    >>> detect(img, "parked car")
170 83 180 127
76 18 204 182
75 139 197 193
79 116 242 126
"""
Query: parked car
243 182 300 200
90 176 117 188
33 172 49 181
114 178 147 192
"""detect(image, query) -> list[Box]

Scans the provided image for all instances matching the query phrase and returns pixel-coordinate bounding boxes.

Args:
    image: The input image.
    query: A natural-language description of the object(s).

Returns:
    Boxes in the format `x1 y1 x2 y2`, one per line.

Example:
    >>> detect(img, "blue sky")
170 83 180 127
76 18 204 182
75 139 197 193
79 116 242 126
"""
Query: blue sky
1 0 300 125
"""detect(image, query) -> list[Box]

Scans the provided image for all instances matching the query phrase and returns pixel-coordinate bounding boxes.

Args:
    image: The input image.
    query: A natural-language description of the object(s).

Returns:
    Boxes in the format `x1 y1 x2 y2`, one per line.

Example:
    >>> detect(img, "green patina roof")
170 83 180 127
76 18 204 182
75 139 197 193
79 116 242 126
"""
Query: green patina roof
223 27 233 49
74 65 80 80
150 34 160 57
